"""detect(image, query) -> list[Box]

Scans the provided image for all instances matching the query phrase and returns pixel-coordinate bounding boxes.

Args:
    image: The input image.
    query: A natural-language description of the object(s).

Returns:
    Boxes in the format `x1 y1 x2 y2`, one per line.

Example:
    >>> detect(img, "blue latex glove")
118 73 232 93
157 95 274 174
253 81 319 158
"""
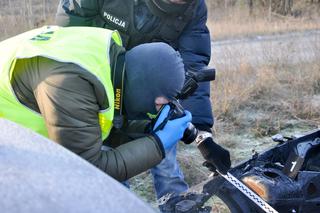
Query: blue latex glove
153 105 192 150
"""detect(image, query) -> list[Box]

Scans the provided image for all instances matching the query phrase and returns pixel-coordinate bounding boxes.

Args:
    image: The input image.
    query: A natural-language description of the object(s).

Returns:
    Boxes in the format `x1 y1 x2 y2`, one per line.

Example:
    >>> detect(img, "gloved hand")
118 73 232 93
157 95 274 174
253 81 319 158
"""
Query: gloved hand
197 136 231 174
153 105 192 151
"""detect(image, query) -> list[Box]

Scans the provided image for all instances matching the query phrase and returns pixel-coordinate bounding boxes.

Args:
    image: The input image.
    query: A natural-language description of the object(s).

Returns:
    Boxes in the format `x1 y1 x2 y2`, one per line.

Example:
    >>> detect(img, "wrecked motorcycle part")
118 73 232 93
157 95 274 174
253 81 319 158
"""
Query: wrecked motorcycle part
283 138 320 179
219 172 278 213
161 129 320 213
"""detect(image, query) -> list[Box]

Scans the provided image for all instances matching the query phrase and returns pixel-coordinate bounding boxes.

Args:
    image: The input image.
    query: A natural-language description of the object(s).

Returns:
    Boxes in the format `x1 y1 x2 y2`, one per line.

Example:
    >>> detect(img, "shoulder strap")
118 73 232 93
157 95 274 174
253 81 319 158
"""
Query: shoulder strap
112 52 126 129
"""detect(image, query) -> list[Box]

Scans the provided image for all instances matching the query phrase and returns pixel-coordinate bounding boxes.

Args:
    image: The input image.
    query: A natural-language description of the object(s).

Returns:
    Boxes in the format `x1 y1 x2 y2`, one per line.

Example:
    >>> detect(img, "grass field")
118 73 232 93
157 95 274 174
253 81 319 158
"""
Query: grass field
0 0 57 41
207 1 320 40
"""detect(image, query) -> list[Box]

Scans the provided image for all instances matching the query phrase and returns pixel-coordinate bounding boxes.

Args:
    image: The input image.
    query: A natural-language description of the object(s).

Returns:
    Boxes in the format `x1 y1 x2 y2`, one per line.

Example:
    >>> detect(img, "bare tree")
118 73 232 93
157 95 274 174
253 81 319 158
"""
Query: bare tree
272 0 293 15
284 0 293 15
248 0 254 15
269 0 272 21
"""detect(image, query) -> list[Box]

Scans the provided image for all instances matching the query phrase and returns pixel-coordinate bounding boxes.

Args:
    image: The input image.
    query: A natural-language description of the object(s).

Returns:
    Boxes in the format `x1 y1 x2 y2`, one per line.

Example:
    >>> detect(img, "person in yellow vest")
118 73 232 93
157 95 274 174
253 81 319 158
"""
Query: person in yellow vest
0 26 192 181
56 1 232 203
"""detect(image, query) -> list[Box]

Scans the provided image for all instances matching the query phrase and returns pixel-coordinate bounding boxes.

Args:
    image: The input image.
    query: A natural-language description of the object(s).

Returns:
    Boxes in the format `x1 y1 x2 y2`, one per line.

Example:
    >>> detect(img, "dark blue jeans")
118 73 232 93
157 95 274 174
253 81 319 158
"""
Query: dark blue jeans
151 144 188 199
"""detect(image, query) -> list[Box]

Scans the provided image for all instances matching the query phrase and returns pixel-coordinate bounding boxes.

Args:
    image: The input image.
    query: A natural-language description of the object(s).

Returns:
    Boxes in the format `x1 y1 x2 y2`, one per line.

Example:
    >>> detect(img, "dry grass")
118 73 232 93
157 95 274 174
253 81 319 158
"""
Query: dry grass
209 17 320 40
212 61 320 165
0 0 57 41
208 5 320 40
212 60 320 135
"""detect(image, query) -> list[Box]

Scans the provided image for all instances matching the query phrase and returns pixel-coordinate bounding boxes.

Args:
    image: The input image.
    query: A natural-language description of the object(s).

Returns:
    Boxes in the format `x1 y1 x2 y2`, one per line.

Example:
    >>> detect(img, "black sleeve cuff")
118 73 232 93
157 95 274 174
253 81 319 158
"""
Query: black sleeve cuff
150 133 166 159
194 124 212 133
144 122 152 134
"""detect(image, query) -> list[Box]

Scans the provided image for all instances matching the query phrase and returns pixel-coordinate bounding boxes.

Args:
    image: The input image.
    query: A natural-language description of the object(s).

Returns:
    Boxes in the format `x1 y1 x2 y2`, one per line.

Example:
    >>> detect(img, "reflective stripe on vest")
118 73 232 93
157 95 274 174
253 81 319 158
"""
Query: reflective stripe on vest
0 26 122 140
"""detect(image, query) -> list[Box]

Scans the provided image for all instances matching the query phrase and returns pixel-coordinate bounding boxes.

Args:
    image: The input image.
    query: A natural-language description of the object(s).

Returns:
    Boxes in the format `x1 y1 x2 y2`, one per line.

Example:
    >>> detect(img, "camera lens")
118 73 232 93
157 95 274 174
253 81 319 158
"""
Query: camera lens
182 123 198 144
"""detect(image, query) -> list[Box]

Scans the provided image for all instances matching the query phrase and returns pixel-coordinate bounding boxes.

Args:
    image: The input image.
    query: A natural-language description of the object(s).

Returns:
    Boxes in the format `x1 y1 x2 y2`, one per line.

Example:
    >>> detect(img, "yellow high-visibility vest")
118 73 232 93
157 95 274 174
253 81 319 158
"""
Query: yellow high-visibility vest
0 26 122 140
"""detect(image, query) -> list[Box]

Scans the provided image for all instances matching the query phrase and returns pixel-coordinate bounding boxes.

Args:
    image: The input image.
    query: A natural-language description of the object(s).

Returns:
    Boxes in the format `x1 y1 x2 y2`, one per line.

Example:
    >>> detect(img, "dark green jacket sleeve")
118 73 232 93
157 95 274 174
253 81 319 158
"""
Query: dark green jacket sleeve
56 0 105 27
11 57 164 182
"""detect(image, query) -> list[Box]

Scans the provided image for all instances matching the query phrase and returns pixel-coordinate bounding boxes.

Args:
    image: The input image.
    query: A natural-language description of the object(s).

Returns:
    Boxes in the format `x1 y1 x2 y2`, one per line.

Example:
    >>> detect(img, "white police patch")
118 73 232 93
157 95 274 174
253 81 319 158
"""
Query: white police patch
103 12 127 29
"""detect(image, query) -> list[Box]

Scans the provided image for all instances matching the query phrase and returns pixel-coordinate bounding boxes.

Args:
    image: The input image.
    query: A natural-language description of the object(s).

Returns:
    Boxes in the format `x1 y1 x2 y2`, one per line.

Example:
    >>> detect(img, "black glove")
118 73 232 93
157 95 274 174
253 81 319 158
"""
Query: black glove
202 161 217 173
197 137 231 174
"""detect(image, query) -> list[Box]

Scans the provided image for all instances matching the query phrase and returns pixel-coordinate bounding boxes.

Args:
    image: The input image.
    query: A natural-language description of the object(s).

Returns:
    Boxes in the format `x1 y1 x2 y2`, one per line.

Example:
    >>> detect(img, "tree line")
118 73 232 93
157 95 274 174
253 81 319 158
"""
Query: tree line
207 0 320 16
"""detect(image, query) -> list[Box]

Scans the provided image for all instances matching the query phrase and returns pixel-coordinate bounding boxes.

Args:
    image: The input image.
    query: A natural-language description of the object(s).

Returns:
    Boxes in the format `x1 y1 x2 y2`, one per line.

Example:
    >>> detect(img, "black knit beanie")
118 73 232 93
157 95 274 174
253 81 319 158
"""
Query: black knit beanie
124 42 185 120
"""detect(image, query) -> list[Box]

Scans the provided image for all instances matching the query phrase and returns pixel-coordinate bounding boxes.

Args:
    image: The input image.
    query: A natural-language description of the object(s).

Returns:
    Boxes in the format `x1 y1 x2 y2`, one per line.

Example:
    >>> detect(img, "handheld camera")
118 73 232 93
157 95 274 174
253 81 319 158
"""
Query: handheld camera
166 67 216 144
